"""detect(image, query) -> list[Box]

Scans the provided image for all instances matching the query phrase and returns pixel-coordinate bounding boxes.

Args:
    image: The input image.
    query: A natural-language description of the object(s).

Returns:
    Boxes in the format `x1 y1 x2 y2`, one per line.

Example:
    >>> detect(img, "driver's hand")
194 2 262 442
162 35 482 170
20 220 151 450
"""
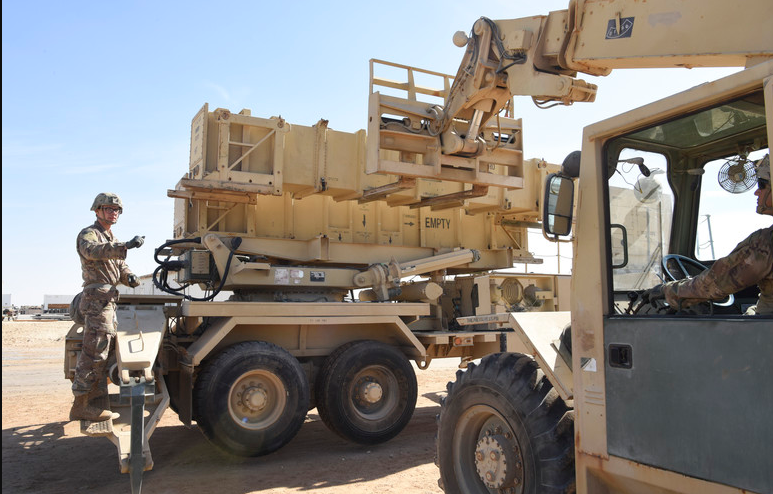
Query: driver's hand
642 284 666 303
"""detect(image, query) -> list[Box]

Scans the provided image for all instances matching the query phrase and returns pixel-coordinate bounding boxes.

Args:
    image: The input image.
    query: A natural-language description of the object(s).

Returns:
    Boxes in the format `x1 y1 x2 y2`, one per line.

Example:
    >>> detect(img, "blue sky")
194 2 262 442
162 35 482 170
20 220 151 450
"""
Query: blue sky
2 1 743 305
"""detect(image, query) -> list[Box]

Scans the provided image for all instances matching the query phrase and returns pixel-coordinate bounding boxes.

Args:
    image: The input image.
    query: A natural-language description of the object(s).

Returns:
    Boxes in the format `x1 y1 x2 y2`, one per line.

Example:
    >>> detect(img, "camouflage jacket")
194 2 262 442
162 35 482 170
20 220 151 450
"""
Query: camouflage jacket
77 221 134 289
664 225 773 314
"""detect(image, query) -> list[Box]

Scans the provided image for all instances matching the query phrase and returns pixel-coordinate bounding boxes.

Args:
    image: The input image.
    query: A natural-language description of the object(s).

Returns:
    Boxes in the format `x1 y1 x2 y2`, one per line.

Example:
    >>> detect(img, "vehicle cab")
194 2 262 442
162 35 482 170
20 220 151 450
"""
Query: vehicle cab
547 61 773 493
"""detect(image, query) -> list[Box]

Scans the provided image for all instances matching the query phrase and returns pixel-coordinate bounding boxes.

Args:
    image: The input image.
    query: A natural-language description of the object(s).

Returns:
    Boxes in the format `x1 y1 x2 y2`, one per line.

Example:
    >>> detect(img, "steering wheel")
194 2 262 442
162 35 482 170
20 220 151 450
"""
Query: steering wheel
662 254 734 307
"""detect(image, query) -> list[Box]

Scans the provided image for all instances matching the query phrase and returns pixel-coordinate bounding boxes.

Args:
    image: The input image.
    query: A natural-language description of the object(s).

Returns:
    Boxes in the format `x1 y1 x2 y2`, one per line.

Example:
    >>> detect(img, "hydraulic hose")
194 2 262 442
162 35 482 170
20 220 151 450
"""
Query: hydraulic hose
151 236 241 302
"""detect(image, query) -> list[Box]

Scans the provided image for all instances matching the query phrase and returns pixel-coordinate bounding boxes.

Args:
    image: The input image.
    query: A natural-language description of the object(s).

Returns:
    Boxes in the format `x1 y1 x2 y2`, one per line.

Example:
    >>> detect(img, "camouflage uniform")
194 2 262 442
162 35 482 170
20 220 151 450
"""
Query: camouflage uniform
663 225 773 315
71 221 136 397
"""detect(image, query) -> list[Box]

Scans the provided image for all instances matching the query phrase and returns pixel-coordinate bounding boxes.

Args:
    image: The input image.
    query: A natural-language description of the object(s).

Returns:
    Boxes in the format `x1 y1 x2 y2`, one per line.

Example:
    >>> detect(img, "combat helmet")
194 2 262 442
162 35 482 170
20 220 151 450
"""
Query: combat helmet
755 154 770 182
91 192 123 213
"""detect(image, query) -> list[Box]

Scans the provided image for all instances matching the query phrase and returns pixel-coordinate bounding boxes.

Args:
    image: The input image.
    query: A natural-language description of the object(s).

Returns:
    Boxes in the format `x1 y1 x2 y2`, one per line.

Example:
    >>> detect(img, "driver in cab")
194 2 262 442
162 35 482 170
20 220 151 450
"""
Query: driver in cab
652 155 772 315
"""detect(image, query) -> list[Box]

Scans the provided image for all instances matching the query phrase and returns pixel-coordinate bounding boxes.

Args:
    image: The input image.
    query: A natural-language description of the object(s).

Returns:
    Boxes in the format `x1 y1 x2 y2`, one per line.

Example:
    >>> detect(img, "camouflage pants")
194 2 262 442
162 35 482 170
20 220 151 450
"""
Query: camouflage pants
71 288 118 396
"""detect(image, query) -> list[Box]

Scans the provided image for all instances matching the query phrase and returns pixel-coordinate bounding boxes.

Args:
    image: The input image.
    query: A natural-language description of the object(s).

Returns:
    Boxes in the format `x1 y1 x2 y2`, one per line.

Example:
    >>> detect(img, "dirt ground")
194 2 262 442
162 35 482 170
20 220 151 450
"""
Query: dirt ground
2 320 462 494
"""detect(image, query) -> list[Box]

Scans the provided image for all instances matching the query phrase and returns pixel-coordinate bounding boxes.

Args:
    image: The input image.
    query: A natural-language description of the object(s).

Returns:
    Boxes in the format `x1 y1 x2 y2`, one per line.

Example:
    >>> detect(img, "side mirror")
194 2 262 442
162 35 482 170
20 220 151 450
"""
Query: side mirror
543 173 575 238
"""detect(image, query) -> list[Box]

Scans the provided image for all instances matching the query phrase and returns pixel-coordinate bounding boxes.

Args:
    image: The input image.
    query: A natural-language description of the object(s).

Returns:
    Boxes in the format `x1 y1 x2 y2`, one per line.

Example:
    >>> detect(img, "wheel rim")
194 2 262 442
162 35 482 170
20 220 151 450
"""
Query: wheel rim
228 370 286 430
453 405 525 493
348 365 399 422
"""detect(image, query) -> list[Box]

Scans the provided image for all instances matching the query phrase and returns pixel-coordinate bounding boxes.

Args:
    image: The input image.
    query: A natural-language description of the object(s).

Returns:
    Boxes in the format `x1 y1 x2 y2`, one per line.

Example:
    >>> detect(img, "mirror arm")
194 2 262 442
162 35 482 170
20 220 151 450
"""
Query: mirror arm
542 228 575 243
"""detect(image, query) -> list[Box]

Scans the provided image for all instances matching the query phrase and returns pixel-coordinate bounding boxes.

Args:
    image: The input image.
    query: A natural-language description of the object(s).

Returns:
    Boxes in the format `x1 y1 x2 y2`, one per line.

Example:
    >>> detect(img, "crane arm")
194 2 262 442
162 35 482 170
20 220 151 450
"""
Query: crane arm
441 0 773 139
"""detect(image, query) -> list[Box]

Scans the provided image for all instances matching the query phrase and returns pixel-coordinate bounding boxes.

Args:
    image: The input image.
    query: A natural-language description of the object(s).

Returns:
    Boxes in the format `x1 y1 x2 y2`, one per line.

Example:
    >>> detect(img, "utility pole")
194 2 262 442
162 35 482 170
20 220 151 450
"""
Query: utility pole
705 214 715 258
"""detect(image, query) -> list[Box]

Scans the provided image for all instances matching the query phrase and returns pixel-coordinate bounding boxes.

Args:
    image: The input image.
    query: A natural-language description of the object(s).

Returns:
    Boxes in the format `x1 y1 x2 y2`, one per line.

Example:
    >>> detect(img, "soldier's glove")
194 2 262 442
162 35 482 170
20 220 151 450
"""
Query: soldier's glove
127 274 140 288
125 235 145 249
641 284 665 303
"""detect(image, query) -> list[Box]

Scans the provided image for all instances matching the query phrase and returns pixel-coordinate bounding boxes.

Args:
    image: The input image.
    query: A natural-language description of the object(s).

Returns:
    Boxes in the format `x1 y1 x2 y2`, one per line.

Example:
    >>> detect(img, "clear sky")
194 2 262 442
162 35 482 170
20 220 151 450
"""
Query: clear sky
2 1 745 306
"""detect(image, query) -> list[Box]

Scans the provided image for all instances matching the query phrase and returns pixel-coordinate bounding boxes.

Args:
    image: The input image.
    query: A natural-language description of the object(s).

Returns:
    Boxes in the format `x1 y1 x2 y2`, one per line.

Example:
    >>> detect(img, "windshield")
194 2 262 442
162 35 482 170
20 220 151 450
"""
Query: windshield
625 95 766 149
605 89 768 310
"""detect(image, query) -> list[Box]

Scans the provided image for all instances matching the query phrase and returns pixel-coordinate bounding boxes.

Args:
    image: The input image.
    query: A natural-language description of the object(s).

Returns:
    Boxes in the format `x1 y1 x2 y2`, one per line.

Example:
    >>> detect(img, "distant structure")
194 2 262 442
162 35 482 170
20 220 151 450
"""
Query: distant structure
20 306 42 315
43 294 77 315
116 274 160 296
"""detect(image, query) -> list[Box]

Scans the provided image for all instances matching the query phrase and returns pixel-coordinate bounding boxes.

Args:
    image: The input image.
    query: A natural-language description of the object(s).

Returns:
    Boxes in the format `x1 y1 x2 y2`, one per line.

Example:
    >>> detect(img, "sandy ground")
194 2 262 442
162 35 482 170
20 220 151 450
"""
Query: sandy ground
1 320 462 494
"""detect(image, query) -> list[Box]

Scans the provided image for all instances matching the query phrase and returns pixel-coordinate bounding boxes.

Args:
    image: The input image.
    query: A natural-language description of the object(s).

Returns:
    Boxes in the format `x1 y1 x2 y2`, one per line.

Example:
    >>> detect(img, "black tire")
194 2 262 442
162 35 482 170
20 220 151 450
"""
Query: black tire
166 370 182 415
194 341 309 457
437 353 575 494
316 340 417 444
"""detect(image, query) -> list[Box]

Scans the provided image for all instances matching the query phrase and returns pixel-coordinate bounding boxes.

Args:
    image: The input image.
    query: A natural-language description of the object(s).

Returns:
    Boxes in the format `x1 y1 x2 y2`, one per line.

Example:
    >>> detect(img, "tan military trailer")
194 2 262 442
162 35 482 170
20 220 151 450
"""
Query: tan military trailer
433 1 773 493
64 58 571 493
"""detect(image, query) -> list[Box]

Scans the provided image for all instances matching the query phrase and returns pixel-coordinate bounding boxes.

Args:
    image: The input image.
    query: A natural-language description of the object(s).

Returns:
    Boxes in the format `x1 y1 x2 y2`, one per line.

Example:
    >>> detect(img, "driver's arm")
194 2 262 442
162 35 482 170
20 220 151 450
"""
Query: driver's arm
663 228 772 307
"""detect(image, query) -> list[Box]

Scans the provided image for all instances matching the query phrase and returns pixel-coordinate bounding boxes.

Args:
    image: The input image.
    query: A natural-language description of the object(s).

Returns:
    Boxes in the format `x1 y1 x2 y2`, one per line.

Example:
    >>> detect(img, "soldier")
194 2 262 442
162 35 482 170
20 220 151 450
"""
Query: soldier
70 193 145 422
649 154 772 314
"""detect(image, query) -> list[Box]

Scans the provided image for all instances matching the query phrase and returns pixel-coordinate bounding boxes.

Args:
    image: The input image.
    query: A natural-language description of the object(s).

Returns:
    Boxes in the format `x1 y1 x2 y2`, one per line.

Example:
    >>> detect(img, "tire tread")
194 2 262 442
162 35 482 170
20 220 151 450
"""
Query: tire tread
437 352 575 494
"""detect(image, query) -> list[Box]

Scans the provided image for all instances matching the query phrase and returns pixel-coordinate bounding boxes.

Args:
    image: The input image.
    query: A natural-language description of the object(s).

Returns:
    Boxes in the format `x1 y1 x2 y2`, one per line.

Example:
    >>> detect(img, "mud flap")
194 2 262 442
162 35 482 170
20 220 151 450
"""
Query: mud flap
507 311 574 401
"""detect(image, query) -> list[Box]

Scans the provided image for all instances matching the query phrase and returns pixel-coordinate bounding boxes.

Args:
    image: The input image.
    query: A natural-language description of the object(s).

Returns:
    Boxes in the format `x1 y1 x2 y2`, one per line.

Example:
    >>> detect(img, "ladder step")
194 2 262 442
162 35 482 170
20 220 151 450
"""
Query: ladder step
81 418 113 436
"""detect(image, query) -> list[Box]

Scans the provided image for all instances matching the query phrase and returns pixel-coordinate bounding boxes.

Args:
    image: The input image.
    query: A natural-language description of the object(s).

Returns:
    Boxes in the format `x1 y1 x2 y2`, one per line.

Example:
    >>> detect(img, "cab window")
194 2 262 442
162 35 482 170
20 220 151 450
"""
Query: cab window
694 152 770 261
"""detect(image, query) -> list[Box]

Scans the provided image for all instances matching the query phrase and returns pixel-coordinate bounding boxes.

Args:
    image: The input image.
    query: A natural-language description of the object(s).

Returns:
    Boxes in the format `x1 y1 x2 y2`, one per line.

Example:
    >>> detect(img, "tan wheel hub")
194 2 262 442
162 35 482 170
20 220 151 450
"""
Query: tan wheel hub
242 386 269 411
474 434 518 489
359 381 383 404
229 371 286 430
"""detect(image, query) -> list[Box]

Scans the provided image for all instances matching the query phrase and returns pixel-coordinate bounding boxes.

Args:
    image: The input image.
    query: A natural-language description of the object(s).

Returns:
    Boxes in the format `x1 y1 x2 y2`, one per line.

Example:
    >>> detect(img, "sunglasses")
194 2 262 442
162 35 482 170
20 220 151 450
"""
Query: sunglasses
759 178 769 190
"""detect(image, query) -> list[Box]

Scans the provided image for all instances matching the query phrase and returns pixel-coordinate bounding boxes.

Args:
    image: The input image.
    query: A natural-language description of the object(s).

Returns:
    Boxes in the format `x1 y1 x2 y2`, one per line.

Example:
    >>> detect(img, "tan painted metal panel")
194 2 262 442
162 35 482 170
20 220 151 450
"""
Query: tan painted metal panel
185 314 427 366
509 311 573 401
579 453 754 494
181 301 430 317
572 0 773 69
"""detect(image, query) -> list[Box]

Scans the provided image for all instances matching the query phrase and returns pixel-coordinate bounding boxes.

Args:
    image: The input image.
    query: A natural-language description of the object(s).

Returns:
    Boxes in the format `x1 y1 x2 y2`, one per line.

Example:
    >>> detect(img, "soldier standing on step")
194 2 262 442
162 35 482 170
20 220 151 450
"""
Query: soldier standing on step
70 193 145 422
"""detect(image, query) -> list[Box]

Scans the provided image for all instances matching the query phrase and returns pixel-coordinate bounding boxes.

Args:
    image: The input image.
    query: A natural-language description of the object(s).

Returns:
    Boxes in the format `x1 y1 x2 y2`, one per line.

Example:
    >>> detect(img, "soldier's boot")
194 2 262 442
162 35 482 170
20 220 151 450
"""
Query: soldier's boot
87 383 110 413
89 384 108 400
69 394 119 422
88 376 109 401
88 364 112 406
